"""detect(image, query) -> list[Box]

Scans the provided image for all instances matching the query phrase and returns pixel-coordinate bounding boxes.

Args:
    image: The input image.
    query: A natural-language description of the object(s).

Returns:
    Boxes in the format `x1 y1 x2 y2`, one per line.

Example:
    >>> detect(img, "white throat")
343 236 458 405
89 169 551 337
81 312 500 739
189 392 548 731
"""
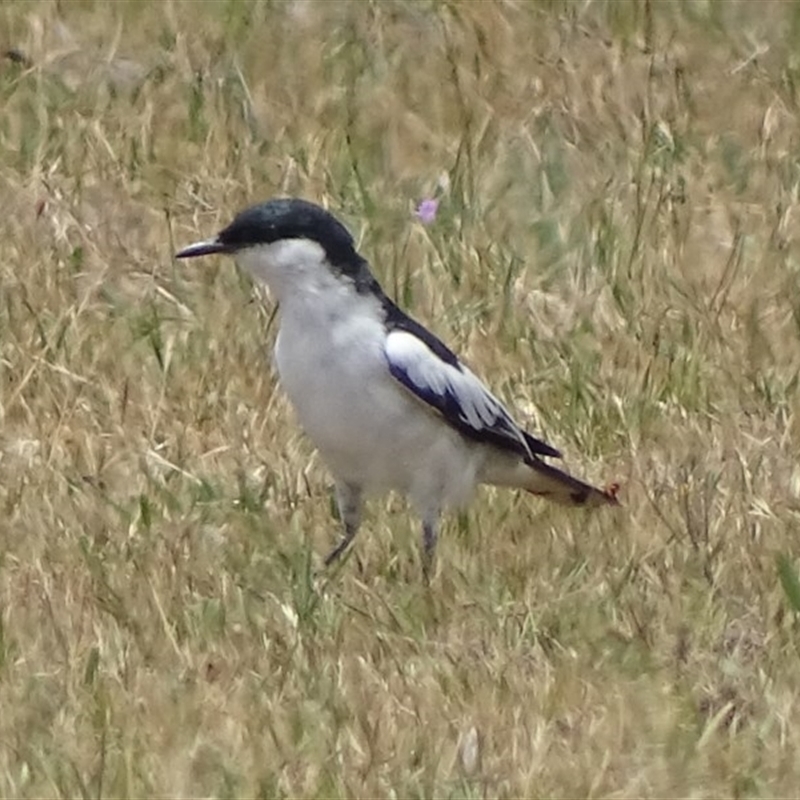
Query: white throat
234 239 337 303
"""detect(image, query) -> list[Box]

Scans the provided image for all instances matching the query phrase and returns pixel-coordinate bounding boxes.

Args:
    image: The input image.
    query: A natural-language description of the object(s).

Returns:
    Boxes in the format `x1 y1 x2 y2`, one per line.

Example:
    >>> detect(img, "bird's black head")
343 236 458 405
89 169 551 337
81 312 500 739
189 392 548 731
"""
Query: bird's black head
219 198 359 265
178 198 354 263
176 197 382 294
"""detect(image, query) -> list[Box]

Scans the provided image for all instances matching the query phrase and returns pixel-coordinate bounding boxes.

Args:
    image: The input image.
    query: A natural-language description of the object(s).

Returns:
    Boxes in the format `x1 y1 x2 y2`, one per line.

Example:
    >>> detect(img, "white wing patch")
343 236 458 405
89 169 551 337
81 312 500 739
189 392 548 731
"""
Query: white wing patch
384 329 531 456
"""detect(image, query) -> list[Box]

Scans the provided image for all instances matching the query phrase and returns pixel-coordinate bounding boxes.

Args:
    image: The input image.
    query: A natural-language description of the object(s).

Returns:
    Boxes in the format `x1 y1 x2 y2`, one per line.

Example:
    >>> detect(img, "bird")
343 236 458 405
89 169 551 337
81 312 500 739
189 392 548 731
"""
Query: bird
176 198 619 581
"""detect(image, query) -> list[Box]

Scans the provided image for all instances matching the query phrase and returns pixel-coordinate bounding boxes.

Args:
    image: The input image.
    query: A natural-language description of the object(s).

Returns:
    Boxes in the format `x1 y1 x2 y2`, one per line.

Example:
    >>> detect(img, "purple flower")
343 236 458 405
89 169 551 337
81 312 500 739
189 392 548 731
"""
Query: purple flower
415 198 439 225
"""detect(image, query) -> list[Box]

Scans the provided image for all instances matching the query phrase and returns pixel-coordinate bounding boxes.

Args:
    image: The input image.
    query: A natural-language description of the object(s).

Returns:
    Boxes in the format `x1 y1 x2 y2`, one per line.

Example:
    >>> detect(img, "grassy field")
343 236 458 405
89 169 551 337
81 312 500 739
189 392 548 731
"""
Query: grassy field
3 0 800 796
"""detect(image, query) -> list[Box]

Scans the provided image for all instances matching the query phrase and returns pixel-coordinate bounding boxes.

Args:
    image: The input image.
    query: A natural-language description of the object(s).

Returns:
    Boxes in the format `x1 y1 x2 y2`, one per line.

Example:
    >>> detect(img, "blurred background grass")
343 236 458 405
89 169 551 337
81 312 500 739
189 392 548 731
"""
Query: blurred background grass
3 0 800 796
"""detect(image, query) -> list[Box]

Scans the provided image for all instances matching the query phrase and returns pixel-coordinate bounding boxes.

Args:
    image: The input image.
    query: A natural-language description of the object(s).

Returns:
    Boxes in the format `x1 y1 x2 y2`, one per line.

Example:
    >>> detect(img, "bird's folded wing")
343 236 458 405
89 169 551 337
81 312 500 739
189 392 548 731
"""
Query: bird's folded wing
384 329 560 460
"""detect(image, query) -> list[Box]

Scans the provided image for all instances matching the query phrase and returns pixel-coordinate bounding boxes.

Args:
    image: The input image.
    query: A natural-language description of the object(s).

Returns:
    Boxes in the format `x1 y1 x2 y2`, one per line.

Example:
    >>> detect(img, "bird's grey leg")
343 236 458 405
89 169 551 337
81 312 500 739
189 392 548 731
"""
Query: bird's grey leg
324 482 363 566
422 516 439 584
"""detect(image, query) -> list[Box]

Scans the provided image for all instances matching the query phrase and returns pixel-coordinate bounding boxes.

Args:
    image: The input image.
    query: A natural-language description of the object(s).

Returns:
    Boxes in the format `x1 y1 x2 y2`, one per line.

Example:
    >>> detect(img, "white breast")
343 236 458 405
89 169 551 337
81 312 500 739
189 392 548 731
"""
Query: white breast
274 287 482 513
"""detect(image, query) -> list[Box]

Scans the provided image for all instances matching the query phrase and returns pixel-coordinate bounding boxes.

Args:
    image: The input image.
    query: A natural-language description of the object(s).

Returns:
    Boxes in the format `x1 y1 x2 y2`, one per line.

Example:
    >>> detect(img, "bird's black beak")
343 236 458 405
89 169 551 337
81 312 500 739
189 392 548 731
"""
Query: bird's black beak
175 238 230 259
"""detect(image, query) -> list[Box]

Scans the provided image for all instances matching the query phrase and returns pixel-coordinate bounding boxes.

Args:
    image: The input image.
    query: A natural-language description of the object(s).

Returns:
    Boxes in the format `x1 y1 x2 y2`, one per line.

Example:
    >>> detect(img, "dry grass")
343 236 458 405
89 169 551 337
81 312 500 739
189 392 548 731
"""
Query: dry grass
2 0 800 796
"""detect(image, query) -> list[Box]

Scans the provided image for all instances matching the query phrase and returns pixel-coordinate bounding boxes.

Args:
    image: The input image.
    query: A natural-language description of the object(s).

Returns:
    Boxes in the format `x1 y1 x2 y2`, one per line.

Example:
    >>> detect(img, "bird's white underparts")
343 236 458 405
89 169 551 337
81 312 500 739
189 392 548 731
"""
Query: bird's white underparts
176 198 619 581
